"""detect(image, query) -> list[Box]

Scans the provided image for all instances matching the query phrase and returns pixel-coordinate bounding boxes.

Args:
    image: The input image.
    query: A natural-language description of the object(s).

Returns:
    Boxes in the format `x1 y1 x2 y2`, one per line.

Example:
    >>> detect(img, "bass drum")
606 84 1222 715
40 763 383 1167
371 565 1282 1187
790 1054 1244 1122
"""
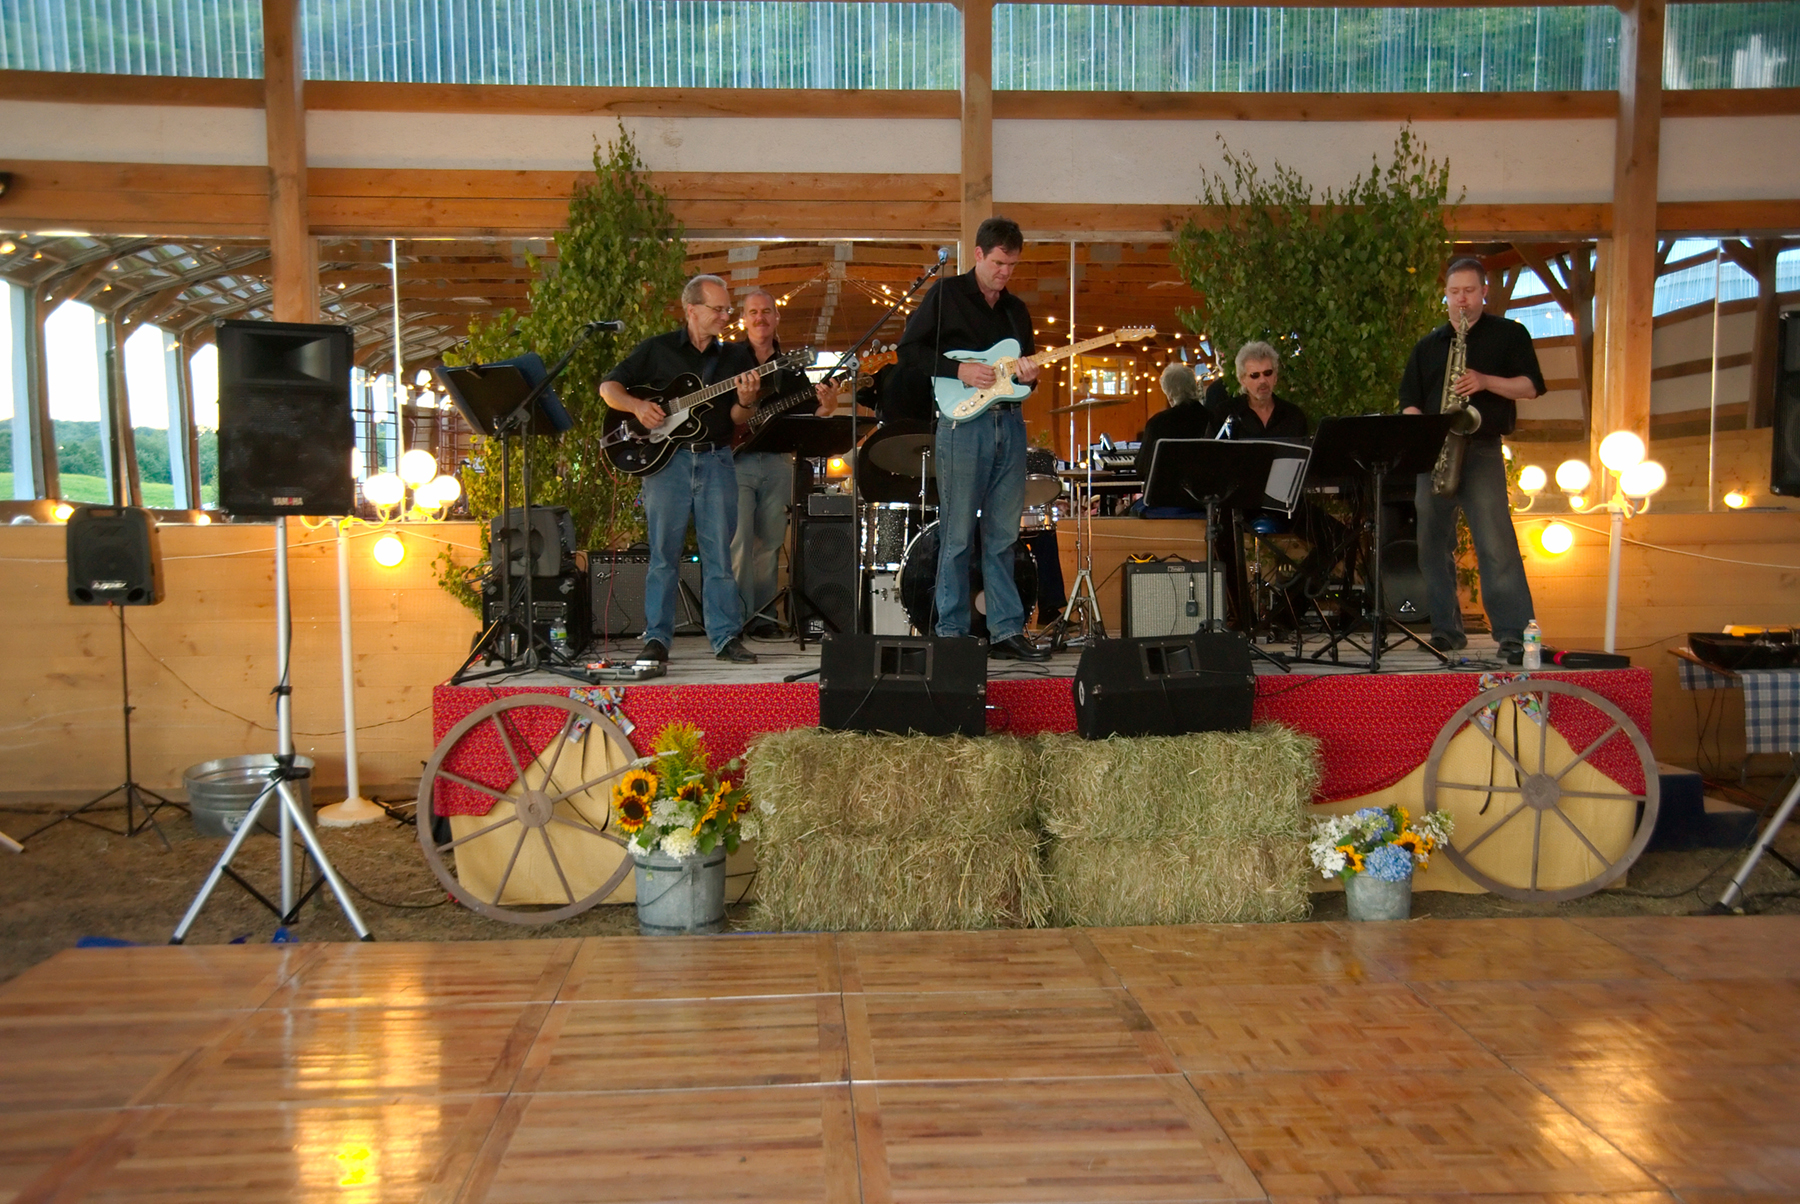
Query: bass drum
897 521 1037 639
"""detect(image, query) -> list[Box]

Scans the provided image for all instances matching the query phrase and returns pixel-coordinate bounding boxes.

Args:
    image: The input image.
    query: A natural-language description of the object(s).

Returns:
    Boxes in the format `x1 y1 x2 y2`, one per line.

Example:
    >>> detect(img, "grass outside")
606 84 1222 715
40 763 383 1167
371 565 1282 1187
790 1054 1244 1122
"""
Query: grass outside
1 474 215 508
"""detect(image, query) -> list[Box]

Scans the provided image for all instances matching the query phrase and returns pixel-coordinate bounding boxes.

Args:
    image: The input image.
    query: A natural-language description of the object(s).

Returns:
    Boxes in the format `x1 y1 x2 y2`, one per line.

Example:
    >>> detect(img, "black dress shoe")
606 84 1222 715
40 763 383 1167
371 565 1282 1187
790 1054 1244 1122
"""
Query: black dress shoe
989 634 1052 662
638 639 668 663
715 637 758 664
1428 631 1468 653
1497 639 1525 666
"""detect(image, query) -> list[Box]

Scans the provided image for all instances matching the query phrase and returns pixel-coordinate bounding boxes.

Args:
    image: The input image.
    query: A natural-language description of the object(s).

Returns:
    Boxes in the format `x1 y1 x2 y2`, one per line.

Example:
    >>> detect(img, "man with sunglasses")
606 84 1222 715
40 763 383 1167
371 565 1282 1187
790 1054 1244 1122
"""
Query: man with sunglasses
1210 342 1308 441
600 274 765 666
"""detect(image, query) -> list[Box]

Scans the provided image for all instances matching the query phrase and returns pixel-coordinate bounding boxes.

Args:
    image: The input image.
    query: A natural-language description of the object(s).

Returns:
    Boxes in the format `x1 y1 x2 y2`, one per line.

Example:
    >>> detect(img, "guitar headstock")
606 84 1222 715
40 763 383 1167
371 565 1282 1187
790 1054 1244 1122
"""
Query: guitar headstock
856 347 899 373
1116 327 1158 342
780 347 813 369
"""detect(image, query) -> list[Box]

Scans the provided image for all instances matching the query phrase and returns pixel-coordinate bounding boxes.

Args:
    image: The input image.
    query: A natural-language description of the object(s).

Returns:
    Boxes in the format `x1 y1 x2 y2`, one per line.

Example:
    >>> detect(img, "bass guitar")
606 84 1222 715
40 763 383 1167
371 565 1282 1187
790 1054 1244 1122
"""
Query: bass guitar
933 327 1157 422
603 348 811 477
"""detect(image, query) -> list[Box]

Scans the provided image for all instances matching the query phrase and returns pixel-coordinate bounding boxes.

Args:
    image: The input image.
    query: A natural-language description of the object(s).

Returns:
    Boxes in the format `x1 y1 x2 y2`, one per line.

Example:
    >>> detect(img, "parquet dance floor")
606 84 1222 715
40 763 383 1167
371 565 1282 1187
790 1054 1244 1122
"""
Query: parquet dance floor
2 916 1796 1202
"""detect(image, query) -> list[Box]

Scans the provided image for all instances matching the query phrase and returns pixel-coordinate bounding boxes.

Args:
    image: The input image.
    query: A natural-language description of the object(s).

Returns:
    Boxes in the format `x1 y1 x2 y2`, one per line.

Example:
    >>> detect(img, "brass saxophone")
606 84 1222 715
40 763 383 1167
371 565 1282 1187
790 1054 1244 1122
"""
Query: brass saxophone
1429 311 1480 496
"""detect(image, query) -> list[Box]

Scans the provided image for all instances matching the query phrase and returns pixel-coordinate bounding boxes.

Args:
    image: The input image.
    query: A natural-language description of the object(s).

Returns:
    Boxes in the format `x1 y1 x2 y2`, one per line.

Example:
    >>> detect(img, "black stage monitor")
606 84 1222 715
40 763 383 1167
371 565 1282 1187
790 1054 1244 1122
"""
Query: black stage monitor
819 634 987 737
216 319 356 517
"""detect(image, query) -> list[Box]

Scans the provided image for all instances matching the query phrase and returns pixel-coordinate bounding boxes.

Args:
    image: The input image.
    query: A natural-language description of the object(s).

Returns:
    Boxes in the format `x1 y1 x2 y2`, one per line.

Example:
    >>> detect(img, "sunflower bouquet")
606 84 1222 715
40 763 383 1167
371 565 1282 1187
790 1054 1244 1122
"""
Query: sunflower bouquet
1307 804 1454 883
610 721 754 860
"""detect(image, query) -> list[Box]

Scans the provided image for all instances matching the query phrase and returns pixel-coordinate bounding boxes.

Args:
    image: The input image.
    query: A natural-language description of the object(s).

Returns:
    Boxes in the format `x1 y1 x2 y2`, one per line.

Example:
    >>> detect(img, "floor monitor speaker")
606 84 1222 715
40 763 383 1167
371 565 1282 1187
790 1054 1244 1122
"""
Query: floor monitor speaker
215 320 355 516
1774 313 1800 496
66 506 163 605
797 513 857 636
819 634 987 736
1072 632 1255 739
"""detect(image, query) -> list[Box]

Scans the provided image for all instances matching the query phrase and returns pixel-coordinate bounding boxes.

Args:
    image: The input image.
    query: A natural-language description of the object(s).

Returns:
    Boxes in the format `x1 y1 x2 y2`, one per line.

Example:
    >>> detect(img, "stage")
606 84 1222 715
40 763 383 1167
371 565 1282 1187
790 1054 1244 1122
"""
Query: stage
2 916 1795 1201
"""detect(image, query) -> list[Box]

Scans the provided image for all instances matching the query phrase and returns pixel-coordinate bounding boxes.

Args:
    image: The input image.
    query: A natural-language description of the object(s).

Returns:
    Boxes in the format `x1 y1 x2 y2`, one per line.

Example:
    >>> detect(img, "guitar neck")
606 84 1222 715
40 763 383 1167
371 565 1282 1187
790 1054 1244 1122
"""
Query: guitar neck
1026 331 1120 370
681 355 791 409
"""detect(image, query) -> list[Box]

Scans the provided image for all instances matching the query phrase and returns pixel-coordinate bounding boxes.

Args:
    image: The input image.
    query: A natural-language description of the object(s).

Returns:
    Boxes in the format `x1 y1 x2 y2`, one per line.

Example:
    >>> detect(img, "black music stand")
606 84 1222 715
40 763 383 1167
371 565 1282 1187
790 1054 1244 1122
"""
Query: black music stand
437 350 586 685
1302 414 1456 671
1143 438 1289 672
753 415 856 651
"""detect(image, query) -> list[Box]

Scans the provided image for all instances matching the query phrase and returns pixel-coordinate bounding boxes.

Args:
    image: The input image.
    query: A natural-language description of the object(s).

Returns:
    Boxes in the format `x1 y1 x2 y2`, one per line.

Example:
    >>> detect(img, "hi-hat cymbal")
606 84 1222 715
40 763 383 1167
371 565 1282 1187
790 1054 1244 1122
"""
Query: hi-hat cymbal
866 433 936 475
1049 396 1128 415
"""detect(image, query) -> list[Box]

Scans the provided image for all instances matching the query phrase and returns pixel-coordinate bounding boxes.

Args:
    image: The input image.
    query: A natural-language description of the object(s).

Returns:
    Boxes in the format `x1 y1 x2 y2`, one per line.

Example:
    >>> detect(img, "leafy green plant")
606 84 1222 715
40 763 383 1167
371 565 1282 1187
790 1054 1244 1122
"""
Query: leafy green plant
436 126 688 611
1173 127 1457 425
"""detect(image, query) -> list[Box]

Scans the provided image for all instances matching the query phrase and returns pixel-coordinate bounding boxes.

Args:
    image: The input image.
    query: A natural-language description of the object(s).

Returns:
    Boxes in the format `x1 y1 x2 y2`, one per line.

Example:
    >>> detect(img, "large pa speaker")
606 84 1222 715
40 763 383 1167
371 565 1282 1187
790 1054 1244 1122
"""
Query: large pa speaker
1774 313 1800 496
796 513 857 636
1072 632 1255 739
819 634 987 736
215 319 355 516
1122 559 1226 637
66 506 163 605
589 551 650 638
1379 539 1431 626
490 506 575 577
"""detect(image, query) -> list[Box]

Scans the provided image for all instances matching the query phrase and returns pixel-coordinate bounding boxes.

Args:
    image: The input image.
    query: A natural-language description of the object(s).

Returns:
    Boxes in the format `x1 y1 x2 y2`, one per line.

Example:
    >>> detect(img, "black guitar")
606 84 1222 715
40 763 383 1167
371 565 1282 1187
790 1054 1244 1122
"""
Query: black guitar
602 348 811 477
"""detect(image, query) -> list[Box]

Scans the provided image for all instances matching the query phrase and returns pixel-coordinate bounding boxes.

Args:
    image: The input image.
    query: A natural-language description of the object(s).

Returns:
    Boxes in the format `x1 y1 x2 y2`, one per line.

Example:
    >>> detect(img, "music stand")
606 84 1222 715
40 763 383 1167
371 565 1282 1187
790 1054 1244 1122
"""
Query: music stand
755 415 856 650
437 351 585 685
1143 438 1289 672
1301 414 1456 671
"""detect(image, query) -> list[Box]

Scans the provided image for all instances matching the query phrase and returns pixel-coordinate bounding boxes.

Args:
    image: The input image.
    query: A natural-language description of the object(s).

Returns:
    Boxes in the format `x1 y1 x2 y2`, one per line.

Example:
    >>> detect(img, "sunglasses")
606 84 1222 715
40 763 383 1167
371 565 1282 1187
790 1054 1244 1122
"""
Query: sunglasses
1243 368 1276 380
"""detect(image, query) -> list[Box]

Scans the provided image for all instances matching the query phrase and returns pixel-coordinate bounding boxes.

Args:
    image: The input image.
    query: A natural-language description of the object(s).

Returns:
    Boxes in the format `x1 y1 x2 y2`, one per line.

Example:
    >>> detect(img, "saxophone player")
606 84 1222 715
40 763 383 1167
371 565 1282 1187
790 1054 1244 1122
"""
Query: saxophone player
1400 257 1545 662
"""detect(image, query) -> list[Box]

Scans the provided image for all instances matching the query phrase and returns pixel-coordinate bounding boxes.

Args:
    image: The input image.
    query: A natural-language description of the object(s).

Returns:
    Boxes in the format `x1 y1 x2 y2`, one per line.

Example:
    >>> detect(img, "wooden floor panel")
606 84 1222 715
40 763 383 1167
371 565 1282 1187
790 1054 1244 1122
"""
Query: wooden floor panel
1 917 1794 1202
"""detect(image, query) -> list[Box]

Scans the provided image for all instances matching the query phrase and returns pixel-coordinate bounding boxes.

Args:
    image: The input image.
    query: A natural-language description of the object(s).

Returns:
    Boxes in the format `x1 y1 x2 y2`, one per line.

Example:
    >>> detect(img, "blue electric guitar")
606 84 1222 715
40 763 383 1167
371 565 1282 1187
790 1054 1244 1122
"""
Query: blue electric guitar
933 327 1157 421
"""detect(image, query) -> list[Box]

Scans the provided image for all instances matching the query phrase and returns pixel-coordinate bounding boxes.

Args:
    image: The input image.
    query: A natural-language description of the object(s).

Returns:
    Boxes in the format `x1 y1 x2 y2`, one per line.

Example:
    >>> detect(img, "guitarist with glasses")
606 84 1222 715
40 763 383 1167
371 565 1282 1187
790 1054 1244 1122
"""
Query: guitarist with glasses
599 274 765 666
896 215 1051 662
733 289 839 638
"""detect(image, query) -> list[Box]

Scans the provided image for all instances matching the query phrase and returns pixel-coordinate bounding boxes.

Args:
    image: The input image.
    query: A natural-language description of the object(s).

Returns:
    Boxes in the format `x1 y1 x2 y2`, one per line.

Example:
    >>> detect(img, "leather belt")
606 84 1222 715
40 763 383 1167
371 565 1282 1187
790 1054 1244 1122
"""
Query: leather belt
684 441 722 454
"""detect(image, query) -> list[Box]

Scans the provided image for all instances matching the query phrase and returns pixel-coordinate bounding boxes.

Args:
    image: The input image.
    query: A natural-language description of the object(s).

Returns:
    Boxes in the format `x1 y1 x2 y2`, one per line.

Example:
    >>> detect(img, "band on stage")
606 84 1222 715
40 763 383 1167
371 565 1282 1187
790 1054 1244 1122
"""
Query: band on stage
596 228 1544 669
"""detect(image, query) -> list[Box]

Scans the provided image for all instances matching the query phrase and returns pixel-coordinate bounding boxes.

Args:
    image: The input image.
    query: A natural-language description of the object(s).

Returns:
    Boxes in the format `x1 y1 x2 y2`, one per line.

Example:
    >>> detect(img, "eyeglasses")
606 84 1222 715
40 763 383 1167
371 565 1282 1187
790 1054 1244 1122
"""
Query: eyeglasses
692 302 734 316
1243 368 1276 380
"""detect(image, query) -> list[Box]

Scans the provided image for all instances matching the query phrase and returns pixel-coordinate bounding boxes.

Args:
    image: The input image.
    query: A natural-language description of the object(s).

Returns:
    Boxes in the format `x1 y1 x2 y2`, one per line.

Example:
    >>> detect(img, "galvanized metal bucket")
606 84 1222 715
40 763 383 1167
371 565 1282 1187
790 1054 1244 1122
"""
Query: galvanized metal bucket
1344 870 1412 922
633 847 727 935
184 755 316 838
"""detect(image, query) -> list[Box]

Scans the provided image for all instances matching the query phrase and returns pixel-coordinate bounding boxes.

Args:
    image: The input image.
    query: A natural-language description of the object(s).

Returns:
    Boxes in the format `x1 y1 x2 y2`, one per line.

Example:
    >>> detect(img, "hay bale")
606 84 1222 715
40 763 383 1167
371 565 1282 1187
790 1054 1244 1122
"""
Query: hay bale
1035 725 1319 926
745 730 1045 930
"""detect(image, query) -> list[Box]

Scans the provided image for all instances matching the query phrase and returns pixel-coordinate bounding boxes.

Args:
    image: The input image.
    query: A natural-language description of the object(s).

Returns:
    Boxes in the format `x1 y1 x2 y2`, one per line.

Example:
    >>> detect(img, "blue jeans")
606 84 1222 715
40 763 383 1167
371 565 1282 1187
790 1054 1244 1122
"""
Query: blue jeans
730 451 793 622
1414 439 1534 645
934 406 1028 641
640 446 744 652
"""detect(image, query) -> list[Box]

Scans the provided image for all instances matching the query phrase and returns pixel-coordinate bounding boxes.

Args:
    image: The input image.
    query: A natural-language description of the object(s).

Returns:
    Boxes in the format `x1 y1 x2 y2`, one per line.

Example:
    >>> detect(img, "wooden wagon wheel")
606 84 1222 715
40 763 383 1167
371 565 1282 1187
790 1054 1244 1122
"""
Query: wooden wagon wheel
419 694 639 925
1424 677 1659 903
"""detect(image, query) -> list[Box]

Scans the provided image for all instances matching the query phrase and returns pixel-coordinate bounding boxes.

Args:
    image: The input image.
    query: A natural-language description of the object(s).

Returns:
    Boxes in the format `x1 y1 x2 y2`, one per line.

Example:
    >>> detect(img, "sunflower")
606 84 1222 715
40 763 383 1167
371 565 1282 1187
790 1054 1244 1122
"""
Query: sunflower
612 768 657 807
613 792 652 833
1394 832 1424 856
693 798 725 834
675 779 710 806
1337 844 1365 873
726 782 753 820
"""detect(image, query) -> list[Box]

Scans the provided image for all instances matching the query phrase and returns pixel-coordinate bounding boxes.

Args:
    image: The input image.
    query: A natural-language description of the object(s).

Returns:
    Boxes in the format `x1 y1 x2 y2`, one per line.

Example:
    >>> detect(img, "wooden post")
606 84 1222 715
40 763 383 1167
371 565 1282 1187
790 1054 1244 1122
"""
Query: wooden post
1746 237 1780 430
264 0 317 323
960 0 994 271
1596 0 1662 462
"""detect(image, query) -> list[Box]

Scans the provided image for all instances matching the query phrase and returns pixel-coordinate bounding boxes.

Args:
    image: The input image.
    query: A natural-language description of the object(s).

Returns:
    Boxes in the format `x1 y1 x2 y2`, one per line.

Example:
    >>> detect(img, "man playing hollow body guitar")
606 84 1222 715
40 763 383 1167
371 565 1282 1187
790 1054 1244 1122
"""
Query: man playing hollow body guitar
733 289 838 638
897 215 1051 661
599 274 764 666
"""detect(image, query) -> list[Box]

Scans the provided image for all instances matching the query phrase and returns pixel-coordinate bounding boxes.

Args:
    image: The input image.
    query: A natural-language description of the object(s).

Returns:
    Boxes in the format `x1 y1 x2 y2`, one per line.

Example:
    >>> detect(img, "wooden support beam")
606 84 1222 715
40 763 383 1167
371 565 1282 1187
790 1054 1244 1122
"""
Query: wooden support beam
1596 0 1662 462
263 0 315 322
960 0 994 270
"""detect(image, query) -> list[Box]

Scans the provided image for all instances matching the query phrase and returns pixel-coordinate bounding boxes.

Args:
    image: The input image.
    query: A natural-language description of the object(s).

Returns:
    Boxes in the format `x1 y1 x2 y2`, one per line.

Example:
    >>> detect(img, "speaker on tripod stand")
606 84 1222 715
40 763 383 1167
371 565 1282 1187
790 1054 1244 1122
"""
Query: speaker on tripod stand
23 506 181 847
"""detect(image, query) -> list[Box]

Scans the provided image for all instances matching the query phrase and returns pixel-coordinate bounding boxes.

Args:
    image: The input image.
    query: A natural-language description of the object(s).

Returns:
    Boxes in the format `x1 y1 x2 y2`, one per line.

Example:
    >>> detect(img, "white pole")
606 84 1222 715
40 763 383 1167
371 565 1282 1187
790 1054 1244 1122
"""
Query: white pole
391 238 407 456
1707 246 1722 512
1604 504 1624 653
317 522 384 827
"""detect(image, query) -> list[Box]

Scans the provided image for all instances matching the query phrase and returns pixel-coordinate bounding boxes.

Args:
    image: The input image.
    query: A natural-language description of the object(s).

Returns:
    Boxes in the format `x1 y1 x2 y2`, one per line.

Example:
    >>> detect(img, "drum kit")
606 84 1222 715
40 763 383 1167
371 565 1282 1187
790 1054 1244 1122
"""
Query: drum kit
852 422 1063 637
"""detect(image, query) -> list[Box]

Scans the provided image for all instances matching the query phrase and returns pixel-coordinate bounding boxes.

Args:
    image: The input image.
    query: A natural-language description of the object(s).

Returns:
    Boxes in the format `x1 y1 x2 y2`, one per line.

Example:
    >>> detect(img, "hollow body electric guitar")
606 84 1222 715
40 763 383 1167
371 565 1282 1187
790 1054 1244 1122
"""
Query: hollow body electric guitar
731 348 898 454
603 348 811 477
933 327 1157 422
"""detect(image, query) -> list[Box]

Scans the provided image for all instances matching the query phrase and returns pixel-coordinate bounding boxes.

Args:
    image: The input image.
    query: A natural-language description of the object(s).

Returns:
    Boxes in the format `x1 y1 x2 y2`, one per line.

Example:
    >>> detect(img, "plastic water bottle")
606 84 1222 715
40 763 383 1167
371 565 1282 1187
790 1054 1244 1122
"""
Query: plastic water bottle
1521 620 1542 670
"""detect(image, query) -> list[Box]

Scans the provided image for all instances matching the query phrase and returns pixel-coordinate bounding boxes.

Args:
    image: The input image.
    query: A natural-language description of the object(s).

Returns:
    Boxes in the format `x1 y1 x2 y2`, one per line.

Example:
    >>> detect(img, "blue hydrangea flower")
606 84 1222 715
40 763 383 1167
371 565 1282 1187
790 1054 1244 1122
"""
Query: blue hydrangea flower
1353 807 1395 838
1363 843 1414 882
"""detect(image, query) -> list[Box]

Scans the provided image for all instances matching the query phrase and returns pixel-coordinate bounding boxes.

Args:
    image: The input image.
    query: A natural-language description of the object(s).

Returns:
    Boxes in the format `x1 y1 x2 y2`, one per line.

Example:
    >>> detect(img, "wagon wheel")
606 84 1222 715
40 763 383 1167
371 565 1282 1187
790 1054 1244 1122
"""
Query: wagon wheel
419 694 640 925
1424 678 1659 903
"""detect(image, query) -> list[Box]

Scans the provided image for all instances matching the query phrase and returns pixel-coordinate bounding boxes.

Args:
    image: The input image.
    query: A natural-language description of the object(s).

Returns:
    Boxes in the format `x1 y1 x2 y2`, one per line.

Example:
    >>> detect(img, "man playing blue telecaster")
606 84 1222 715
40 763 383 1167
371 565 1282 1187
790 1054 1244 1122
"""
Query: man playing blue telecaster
897 216 1051 661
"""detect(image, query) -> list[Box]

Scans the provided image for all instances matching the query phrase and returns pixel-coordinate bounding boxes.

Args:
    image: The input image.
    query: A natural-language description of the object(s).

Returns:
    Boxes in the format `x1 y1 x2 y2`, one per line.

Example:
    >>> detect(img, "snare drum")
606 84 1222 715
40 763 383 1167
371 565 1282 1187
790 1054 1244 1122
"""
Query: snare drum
864 502 919 569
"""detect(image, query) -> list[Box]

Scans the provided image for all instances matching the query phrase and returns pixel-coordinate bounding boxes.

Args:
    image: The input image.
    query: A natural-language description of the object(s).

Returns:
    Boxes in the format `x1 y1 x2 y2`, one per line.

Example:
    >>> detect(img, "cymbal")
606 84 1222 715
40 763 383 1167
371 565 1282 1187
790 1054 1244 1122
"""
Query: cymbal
866 433 936 475
1049 396 1128 415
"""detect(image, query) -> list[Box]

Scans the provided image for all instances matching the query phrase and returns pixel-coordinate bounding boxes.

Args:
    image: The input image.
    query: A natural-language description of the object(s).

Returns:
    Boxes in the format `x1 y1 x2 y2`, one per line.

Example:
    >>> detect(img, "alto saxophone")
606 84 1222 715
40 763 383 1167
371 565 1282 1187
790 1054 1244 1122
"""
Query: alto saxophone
1429 310 1480 497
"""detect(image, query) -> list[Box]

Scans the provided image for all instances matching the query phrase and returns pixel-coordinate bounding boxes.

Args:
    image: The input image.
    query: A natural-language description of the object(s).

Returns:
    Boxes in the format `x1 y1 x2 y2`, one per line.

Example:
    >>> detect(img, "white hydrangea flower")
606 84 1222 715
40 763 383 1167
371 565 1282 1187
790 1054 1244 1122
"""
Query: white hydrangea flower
738 817 760 842
757 797 775 816
650 798 680 826
661 827 699 859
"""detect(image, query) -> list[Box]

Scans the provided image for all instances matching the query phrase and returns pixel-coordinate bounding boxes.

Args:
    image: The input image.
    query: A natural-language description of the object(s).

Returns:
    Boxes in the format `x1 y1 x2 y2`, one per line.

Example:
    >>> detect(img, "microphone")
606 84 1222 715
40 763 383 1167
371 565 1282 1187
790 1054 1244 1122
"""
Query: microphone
936 247 950 264
585 319 626 333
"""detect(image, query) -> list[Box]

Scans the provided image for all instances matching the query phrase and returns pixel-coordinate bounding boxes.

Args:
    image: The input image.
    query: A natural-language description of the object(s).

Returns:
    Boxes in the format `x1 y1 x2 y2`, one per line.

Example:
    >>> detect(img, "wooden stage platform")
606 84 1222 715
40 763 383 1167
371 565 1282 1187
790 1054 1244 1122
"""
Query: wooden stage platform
3 916 1795 1202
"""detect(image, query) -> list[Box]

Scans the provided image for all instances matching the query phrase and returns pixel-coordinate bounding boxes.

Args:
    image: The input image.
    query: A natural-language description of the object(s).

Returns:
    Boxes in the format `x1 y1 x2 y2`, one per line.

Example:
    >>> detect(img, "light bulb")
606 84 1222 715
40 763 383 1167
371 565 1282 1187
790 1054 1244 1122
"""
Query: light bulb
372 533 406 567
1618 459 1666 498
1502 443 1514 461
1569 494 1587 510
1555 459 1592 493
1723 490 1748 509
398 448 438 488
1598 430 1646 472
362 472 405 507
193 511 212 525
1517 465 1547 494
51 502 74 522
432 474 461 504
1539 522 1574 555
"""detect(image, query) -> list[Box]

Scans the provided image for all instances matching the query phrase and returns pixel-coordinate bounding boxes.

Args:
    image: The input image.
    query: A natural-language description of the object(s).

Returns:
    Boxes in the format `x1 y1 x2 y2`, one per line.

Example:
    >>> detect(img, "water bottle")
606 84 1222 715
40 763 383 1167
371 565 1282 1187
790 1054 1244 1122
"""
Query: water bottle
1521 620 1542 670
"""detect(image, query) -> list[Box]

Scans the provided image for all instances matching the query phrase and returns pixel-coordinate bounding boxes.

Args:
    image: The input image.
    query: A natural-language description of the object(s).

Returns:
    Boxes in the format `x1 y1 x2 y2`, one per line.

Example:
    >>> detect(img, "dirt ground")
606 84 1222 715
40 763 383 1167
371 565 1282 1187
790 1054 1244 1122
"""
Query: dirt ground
4 782 1798 987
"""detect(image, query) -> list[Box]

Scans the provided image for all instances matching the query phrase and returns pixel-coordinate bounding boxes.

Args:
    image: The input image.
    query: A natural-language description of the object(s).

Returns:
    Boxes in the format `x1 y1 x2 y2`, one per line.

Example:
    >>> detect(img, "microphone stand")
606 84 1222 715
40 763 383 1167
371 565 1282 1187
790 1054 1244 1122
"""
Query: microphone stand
783 251 946 684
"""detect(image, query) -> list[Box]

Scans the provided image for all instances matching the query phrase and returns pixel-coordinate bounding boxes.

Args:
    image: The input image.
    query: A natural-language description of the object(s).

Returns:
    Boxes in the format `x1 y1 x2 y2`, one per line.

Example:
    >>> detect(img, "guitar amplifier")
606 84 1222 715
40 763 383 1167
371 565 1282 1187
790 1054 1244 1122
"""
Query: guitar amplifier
1122 559 1226 637
483 569 589 659
589 551 650 638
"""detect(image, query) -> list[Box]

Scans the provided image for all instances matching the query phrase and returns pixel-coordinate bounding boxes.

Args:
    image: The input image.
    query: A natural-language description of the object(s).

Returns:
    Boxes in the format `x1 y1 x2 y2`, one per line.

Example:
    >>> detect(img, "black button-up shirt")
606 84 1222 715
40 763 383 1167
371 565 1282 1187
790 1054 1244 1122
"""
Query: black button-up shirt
606 326 757 445
1398 311 1543 440
898 269 1035 389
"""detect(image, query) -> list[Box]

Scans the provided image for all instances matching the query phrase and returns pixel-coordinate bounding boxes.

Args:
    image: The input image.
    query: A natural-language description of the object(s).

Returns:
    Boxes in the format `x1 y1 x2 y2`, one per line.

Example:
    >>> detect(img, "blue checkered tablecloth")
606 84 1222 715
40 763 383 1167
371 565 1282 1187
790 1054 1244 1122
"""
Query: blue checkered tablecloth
1677 657 1739 691
1739 670 1800 754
